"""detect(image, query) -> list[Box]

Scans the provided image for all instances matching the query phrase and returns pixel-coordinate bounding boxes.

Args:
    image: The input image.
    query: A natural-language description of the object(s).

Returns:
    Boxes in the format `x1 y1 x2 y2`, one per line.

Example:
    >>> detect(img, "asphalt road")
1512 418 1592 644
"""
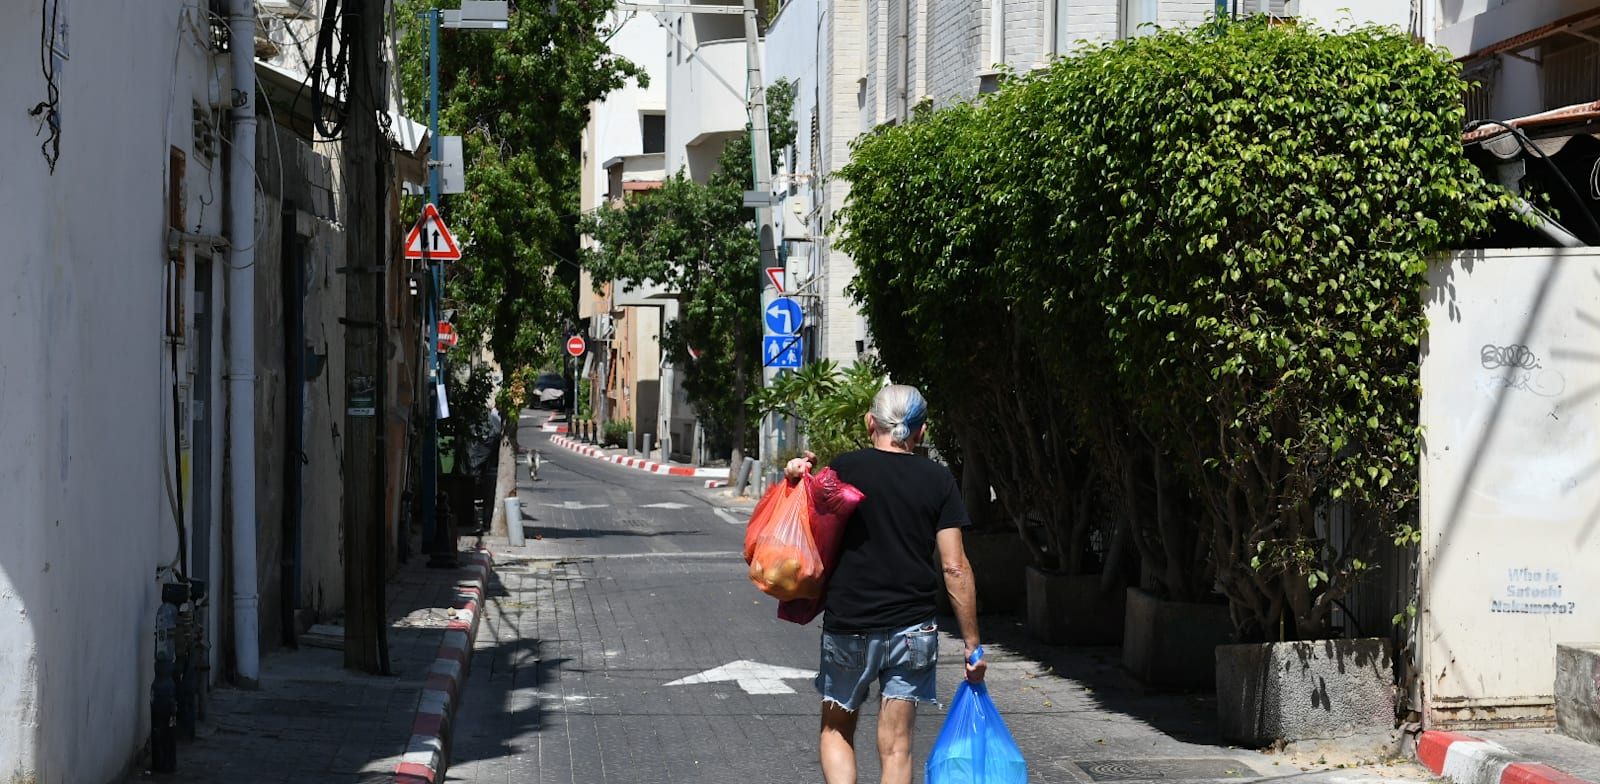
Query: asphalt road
444 422 1441 784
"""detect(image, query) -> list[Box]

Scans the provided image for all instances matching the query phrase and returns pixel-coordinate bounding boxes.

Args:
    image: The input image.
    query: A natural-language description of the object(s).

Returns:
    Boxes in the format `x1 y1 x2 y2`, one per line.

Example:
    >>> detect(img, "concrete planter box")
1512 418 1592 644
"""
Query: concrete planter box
1121 587 1233 691
1557 643 1600 745
1216 638 1395 746
1026 568 1126 645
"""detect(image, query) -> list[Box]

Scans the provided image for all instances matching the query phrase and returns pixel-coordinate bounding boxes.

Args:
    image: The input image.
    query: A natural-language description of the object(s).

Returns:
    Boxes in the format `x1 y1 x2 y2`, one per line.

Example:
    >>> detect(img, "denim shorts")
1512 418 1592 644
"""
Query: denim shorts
815 620 940 712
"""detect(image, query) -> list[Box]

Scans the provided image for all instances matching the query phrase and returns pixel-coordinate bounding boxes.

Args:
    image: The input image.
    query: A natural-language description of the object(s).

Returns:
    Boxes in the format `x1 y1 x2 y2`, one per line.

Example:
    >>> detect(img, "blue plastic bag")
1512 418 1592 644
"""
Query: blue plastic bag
926 647 1027 784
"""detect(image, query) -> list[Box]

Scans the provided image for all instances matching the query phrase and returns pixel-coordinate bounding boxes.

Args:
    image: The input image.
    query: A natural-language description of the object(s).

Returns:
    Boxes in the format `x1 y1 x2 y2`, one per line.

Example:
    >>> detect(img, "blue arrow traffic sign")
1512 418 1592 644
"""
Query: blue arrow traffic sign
764 297 803 336
763 335 804 369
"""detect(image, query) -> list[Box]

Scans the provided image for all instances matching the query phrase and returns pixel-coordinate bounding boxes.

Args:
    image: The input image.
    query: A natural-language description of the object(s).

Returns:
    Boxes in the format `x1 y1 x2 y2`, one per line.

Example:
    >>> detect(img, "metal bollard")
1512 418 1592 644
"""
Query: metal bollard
627 431 636 457
504 496 525 546
641 433 653 459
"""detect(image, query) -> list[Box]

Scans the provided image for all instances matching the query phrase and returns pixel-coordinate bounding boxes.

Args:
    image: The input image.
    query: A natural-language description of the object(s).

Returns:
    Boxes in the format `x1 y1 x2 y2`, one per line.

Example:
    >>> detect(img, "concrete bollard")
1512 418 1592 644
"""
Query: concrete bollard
504 496 525 546
733 456 757 497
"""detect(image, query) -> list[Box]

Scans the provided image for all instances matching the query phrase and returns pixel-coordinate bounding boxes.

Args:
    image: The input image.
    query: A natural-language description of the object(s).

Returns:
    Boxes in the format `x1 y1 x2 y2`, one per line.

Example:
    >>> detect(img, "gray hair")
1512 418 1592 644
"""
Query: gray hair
869 384 928 447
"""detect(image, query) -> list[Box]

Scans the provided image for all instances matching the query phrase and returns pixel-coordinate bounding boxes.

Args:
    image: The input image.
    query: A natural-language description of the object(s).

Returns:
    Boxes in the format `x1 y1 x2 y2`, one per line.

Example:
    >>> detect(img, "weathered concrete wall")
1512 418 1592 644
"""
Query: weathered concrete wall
0 2 219 779
1216 639 1396 746
1420 249 1600 728
256 116 348 647
1556 644 1600 745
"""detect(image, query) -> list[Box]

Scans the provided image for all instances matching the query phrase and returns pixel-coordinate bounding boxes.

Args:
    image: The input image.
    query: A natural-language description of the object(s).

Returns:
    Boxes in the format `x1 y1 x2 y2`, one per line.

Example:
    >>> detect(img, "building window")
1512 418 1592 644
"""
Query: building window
1123 0 1157 37
641 113 665 154
1049 0 1069 55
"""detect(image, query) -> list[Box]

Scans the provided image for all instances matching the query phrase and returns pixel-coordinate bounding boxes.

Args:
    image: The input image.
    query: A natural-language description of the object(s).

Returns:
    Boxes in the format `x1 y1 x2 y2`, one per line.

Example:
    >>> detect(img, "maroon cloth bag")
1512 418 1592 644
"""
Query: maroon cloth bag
777 467 864 624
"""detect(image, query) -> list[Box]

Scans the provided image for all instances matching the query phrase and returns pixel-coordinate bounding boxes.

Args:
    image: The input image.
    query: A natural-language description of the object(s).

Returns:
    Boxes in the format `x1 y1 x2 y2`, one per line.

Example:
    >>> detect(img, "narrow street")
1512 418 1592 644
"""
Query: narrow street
439 416 1445 784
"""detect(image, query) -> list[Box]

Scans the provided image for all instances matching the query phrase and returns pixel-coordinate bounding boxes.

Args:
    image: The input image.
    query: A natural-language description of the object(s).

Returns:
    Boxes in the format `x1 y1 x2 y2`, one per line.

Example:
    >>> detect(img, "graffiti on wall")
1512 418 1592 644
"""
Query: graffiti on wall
1478 344 1566 398
1491 567 1577 616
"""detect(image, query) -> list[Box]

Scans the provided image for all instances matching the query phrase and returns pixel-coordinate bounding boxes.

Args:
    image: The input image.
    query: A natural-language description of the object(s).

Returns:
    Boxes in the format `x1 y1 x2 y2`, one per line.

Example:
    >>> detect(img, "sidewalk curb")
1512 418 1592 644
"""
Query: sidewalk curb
1418 731 1596 784
392 547 494 784
549 434 729 478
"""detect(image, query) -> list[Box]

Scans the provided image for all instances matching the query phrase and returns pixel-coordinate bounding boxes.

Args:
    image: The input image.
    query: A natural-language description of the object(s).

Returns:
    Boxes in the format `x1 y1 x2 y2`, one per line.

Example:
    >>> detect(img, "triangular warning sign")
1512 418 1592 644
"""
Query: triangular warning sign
404 203 463 261
765 267 785 293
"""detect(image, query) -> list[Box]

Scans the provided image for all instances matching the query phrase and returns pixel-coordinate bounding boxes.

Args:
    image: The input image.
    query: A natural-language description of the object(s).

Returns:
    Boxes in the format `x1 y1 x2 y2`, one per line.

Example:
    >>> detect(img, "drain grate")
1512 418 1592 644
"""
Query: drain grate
1078 758 1258 781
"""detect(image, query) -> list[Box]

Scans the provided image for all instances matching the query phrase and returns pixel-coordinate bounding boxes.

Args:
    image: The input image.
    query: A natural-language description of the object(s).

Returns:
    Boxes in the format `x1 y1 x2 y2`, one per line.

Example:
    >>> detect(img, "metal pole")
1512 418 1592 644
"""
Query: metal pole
745 0 779 486
420 8 441 557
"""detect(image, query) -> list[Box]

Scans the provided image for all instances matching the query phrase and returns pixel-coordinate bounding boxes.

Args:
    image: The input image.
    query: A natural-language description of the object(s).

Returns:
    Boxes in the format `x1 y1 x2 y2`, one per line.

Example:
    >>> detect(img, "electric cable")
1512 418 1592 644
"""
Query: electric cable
29 0 63 173
1467 117 1600 243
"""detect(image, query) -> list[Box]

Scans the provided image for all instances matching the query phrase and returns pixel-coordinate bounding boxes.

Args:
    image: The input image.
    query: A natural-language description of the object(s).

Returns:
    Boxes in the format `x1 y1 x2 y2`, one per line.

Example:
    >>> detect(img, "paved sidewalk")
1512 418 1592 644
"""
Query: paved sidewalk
120 541 495 784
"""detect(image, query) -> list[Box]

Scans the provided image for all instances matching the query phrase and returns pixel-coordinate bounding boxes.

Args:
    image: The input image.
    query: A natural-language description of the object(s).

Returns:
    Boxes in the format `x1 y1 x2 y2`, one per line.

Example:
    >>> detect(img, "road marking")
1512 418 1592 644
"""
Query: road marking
540 501 608 510
715 509 745 526
665 660 818 695
641 502 690 510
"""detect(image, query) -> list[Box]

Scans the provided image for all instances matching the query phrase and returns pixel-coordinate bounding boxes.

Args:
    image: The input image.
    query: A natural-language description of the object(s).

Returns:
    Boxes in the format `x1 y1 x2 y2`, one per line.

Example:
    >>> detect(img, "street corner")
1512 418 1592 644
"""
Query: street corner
547 433 731 480
1418 731 1597 784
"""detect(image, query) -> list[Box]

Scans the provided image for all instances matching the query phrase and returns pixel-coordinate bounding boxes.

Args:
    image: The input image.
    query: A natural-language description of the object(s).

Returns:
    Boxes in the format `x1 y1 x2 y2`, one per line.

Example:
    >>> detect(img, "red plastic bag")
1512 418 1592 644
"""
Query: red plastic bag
777 468 864 624
744 478 825 601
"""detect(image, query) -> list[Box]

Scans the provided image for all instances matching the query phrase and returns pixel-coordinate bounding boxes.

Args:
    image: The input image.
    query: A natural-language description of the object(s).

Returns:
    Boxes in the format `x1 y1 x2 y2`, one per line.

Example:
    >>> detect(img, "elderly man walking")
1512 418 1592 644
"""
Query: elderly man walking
785 384 986 784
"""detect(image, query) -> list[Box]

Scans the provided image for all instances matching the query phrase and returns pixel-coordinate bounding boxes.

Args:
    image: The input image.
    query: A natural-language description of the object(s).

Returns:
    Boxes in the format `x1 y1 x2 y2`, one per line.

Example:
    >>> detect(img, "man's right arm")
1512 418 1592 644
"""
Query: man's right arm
936 526 986 684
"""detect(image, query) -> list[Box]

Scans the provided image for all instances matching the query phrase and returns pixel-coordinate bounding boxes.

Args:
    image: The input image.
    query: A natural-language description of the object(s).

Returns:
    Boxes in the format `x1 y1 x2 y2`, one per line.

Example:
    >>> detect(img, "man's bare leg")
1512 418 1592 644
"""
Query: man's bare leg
821 701 861 784
876 697 918 784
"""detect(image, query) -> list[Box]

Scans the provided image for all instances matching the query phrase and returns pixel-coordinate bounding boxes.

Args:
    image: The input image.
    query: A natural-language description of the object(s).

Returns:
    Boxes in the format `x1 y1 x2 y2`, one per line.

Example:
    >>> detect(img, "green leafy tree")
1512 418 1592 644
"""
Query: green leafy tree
837 19 1518 640
579 80 796 463
748 360 885 467
396 0 646 377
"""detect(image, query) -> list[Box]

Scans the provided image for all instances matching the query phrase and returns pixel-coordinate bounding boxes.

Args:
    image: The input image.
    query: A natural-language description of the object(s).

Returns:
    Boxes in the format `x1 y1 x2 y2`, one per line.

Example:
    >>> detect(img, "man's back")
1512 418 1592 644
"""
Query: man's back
823 448 968 633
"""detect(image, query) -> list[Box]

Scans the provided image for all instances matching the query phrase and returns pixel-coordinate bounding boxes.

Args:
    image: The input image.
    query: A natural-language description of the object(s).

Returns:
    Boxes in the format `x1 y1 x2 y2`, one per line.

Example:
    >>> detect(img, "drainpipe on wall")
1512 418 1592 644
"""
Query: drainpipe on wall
227 0 261 687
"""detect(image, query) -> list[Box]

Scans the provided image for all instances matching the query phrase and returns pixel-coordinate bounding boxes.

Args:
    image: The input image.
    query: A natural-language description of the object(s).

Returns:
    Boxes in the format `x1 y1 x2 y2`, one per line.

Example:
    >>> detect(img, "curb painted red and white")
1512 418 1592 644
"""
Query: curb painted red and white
549 434 730 479
1418 731 1596 784
393 547 493 784
538 411 567 433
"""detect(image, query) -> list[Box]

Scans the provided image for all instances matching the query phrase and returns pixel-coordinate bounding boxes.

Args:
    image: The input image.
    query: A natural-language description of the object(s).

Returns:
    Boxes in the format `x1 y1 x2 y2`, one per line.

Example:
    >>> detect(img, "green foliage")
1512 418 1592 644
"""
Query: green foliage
748 360 886 466
579 80 797 456
602 418 633 448
835 19 1517 638
396 0 646 380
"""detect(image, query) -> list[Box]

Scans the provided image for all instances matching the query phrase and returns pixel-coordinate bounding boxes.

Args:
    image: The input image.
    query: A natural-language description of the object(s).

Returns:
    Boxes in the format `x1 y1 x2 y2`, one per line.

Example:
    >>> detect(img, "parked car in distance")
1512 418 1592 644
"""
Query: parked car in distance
533 372 566 409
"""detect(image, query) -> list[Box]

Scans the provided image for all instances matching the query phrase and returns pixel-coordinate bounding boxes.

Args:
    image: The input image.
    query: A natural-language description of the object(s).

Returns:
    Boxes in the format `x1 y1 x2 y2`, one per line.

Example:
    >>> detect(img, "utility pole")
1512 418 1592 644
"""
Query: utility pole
743 0 779 491
340 0 391 675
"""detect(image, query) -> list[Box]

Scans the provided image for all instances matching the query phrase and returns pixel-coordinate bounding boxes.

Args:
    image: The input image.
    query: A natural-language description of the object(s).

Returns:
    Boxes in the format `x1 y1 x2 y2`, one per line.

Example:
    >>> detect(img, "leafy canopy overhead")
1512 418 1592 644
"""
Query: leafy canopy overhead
396 0 646 374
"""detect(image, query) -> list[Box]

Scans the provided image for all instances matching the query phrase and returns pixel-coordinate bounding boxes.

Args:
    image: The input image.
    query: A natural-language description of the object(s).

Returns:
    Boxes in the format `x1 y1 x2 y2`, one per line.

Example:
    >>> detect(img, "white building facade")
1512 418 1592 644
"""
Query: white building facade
0 3 223 779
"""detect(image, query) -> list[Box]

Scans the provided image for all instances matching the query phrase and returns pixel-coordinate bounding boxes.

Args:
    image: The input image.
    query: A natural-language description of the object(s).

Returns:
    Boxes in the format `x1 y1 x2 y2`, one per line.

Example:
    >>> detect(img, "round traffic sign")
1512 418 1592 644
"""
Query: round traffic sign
566 335 586 357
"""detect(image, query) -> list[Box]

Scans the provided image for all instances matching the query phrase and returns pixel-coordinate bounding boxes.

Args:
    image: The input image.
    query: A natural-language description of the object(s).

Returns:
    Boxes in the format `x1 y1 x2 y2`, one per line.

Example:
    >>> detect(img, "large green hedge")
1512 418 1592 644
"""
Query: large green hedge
837 19 1516 640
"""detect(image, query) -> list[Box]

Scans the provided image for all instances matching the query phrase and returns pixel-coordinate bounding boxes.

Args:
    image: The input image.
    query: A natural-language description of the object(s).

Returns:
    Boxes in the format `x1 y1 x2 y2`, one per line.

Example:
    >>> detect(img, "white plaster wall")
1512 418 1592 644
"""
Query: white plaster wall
665 34 755 179
0 2 219 779
1293 0 1410 31
589 11 668 200
1420 248 1600 726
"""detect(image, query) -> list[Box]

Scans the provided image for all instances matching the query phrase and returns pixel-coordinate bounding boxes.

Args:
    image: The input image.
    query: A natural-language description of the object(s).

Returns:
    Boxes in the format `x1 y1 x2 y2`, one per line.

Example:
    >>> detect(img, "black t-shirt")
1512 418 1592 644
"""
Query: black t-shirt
822 448 970 633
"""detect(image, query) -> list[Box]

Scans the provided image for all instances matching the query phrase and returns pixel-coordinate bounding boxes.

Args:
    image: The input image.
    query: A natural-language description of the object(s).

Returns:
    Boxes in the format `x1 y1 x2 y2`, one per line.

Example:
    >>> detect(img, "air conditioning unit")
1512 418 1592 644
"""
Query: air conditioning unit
257 0 313 19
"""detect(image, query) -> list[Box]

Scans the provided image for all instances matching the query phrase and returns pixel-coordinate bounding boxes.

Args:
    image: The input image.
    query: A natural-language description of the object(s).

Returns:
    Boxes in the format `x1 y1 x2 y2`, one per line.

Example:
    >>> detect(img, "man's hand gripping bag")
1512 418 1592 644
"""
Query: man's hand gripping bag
926 648 1027 784
743 478 825 601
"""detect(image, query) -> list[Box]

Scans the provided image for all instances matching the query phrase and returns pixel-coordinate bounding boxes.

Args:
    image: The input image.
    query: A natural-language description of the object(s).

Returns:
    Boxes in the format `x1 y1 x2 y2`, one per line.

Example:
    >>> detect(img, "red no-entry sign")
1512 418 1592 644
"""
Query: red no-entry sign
566 335 586 357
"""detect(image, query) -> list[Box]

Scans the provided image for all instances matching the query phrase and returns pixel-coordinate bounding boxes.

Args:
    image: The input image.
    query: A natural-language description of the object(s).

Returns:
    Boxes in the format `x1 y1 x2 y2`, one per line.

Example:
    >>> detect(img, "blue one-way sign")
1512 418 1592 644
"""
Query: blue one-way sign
763 335 803 369
764 297 803 335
